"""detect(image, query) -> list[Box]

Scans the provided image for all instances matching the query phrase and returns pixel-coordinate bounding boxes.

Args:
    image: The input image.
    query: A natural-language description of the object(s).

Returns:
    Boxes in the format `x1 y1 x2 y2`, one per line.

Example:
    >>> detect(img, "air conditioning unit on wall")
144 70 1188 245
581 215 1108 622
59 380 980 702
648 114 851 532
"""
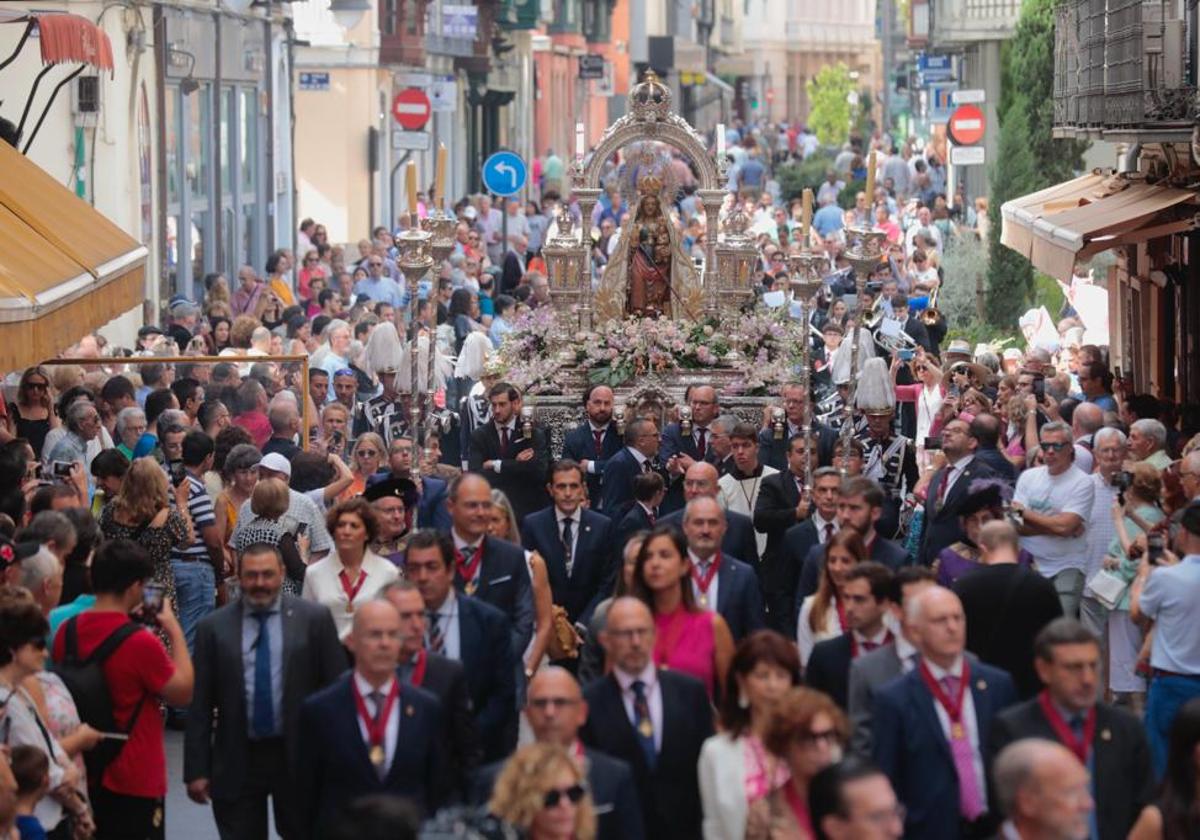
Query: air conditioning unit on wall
71 76 100 127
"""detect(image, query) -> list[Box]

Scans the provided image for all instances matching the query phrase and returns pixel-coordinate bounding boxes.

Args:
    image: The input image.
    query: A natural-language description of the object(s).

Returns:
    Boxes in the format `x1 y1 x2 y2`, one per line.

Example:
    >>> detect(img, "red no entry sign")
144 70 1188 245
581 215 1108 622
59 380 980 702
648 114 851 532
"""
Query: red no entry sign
948 104 985 146
391 88 431 130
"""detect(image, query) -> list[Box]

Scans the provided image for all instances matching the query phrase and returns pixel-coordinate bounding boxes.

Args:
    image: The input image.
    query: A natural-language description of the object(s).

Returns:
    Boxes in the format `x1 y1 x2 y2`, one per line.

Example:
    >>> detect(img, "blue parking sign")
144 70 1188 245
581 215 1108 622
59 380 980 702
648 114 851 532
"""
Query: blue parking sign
481 151 528 197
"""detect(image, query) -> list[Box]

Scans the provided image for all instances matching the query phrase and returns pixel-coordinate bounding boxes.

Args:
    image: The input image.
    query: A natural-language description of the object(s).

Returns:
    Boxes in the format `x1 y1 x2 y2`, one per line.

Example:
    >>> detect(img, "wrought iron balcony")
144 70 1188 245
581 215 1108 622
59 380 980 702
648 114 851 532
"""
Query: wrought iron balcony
1054 0 1198 139
931 0 1022 45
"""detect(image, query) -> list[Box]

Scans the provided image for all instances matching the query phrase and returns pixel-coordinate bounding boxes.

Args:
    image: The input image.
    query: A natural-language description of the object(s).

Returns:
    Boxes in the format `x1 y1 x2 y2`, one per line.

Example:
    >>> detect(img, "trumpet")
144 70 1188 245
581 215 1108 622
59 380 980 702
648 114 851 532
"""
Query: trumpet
920 286 941 326
861 294 886 330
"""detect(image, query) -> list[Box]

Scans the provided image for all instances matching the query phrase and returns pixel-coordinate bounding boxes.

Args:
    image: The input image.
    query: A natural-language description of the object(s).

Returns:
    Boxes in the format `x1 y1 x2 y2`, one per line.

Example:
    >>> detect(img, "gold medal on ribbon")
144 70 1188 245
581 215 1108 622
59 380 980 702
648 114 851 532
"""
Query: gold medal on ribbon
638 719 653 738
465 580 477 596
346 601 355 613
698 594 708 608
369 744 386 767
951 722 965 740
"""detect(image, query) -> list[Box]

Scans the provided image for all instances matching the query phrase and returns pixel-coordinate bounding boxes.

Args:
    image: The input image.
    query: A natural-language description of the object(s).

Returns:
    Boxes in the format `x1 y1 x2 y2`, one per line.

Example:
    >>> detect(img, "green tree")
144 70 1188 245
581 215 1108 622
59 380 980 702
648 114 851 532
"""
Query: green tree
806 64 854 147
985 0 1088 327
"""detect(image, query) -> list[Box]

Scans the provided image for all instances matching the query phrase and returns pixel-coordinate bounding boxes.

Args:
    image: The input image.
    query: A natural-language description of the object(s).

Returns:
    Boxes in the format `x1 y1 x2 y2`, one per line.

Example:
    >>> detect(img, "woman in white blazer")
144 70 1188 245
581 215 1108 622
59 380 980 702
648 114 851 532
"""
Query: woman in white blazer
302 497 398 640
699 630 801 840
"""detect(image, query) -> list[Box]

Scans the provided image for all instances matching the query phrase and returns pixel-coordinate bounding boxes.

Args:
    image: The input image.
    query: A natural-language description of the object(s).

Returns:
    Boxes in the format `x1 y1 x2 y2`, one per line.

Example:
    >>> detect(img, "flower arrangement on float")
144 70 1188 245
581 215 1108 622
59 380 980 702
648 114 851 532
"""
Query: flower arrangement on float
494 306 808 396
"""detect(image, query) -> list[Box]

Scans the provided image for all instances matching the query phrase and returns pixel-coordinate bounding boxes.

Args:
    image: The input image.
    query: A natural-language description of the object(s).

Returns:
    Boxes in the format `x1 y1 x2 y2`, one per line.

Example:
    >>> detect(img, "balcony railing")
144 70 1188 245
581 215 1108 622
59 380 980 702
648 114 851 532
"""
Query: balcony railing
932 0 1021 43
1054 0 1197 136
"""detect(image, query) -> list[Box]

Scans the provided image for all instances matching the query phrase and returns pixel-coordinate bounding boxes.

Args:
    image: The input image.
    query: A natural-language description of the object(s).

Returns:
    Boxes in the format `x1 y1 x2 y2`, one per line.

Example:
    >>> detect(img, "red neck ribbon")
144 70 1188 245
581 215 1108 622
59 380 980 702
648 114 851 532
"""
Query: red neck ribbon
1038 690 1096 764
917 658 970 725
339 568 367 605
690 554 721 597
455 542 484 584
351 678 400 752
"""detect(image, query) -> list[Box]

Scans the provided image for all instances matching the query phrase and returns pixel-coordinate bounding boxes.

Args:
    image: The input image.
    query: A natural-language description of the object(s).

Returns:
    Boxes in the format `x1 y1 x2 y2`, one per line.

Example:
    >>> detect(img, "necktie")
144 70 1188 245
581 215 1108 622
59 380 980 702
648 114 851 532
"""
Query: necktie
862 639 881 652
647 507 657 526
941 675 985 820
938 466 956 508
499 426 510 457
592 429 604 458
696 428 707 459
369 690 387 778
561 517 575 577
251 612 275 738
427 609 444 654
630 679 657 769
824 523 835 543
641 458 651 474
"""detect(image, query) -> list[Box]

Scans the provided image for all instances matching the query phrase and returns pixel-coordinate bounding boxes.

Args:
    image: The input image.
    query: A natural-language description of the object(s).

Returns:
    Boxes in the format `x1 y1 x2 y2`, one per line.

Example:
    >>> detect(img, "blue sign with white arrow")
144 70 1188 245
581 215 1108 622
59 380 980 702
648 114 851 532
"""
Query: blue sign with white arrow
481 150 528 197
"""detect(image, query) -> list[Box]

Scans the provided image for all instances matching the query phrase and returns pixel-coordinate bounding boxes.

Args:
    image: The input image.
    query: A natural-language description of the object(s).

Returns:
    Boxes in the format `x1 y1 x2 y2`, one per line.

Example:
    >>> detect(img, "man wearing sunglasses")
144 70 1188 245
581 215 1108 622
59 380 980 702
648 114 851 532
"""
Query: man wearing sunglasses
469 667 644 840
353 255 405 310
1011 422 1095 619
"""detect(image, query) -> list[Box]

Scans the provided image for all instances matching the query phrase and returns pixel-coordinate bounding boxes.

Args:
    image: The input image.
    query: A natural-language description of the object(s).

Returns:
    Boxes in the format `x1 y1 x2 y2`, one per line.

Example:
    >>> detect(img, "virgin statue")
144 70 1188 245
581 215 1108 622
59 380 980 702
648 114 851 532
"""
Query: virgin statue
594 172 703 322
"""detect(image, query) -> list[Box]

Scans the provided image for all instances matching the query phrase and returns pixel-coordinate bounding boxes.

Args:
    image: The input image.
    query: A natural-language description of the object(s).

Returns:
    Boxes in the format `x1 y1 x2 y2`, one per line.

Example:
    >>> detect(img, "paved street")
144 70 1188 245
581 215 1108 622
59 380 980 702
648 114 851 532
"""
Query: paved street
163 729 223 840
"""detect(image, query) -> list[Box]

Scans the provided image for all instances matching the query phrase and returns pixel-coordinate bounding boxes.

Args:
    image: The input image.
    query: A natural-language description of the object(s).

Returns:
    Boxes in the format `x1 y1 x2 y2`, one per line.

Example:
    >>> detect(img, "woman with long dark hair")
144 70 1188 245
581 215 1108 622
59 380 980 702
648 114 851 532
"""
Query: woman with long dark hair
629 523 735 697
796 530 865 666
1130 697 1200 838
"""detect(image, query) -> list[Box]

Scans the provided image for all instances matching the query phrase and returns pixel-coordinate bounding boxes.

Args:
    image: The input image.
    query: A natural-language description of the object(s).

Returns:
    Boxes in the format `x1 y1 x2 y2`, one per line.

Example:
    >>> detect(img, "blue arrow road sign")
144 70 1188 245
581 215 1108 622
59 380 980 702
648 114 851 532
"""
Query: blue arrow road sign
481 150 528 197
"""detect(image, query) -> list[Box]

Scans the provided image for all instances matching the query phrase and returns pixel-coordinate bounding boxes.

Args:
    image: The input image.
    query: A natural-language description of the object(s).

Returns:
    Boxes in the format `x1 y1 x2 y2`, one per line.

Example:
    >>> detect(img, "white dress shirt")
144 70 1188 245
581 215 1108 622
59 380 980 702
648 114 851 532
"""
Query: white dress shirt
352 672 401 772
923 655 988 811
812 510 838 544
896 634 919 672
628 446 650 470
302 549 400 640
586 424 611 473
427 588 462 661
557 508 581 573
491 420 518 472
614 661 663 752
687 549 720 610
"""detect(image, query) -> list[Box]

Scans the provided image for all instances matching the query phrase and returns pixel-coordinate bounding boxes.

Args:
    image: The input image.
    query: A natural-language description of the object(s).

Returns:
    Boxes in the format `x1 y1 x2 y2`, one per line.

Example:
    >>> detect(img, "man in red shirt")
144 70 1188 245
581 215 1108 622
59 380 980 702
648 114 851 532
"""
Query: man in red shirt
52 538 194 840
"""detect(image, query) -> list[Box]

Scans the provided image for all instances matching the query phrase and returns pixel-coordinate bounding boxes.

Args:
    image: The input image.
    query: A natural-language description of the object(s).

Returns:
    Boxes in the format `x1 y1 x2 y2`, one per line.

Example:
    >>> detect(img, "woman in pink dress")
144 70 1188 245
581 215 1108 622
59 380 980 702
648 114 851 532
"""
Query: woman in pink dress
631 524 735 698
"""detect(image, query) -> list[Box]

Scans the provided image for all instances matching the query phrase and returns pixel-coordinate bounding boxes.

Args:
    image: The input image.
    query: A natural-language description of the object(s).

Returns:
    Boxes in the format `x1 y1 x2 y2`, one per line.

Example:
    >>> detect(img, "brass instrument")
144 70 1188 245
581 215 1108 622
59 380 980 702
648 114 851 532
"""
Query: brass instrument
920 286 941 326
862 294 886 330
873 319 919 354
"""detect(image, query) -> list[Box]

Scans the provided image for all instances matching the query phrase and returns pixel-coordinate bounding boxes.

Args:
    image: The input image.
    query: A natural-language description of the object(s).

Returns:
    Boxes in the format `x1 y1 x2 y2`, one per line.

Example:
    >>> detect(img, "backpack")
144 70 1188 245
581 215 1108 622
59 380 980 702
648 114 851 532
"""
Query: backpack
52 616 146 785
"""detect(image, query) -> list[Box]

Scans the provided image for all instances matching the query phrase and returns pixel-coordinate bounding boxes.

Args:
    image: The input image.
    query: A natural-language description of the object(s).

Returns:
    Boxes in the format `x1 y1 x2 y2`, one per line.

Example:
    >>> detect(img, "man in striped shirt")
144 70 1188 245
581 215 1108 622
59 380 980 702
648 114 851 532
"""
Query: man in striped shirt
172 431 226 657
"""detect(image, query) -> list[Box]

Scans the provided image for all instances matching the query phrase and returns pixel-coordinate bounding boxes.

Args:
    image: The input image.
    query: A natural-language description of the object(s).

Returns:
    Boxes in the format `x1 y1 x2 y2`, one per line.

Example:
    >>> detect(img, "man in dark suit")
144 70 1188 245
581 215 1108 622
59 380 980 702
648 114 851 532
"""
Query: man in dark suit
847 567 937 757
660 461 759 567
521 460 615 625
184 543 347 839
560 384 622 506
370 436 451 531
615 472 664 553
659 384 719 513
969 412 1017 483
755 436 827 631
600 417 662 517
796 477 912 619
778 467 842 633
404 528 517 762
806 562 894 709
384 579 482 799
917 417 998 566
581 597 714 840
872 586 1018 839
681 496 765 641
757 381 837 470
989 619 1153 840
470 668 645 840
467 381 550 520
298 600 447 839
446 473 534 664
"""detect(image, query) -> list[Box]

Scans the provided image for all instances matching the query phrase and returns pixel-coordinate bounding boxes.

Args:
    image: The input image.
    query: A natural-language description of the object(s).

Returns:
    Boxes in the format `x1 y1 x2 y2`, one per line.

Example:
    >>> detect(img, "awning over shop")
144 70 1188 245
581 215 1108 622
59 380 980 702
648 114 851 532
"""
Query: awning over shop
1001 172 1199 279
0 140 146 371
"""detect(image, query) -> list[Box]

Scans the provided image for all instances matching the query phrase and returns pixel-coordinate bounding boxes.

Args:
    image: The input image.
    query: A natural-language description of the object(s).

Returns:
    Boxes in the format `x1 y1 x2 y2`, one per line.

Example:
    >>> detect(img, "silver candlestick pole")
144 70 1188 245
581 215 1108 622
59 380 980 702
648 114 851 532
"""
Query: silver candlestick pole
397 225 434 479
420 211 456 437
839 226 888 474
788 250 825 491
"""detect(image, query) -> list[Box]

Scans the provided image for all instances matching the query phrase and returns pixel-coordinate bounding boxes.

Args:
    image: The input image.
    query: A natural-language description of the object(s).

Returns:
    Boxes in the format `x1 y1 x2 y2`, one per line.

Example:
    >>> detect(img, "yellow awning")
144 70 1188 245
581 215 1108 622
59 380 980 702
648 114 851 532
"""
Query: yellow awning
1001 172 1199 278
0 140 146 370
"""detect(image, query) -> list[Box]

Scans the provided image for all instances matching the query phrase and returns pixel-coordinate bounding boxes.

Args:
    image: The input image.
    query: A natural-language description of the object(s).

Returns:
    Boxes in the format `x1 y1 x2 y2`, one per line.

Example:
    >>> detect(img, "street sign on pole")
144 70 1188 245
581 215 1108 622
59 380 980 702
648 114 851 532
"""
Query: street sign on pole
391 88 432 130
951 89 985 105
392 130 431 151
948 103 986 146
949 145 986 166
481 150 527 197
928 82 958 123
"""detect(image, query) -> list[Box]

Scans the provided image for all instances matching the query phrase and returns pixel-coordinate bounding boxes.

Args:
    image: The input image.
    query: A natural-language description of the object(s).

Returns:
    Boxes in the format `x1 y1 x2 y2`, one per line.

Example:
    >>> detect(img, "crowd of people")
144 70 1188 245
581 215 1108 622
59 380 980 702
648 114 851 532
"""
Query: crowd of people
0 119 1188 840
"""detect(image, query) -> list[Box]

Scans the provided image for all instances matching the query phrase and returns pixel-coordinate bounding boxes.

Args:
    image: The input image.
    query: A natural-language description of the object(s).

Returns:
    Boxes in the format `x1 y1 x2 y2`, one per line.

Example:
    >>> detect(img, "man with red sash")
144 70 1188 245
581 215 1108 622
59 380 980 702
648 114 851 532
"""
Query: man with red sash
871 585 1017 838
806 562 895 709
990 618 1153 840
681 496 765 642
298 599 447 839
385 579 481 800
